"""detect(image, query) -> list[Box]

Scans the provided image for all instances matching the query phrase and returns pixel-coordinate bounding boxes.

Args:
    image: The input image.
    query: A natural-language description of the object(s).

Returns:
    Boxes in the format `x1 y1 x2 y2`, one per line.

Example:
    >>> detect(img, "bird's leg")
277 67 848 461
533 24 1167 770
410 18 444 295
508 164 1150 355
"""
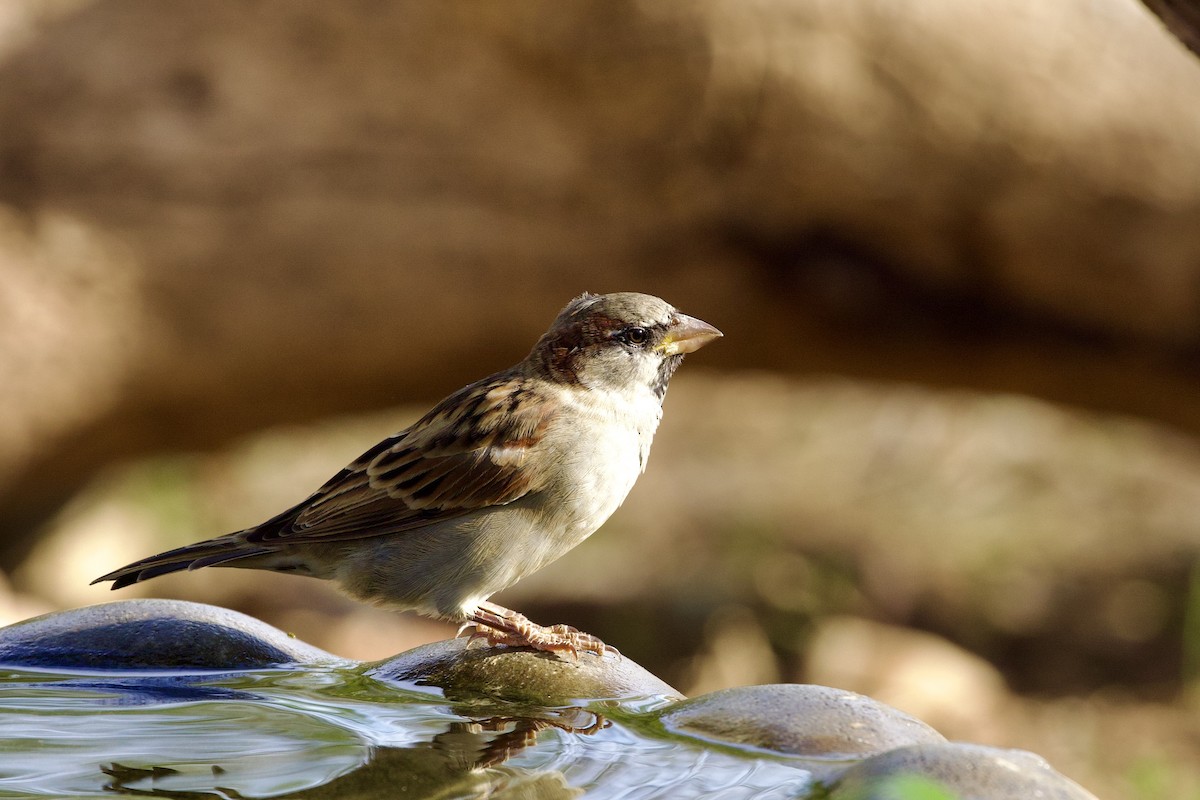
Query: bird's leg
466 601 617 658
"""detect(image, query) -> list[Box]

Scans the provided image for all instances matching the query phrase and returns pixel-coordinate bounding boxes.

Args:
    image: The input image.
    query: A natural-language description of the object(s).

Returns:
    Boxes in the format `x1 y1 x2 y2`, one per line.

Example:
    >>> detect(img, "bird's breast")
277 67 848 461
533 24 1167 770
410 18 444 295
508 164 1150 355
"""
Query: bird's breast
543 387 662 538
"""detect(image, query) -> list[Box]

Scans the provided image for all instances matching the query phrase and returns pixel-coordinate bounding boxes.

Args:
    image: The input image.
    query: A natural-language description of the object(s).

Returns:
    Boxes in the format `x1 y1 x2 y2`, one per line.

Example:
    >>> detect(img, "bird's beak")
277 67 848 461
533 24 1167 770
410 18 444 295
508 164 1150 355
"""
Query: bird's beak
658 313 723 355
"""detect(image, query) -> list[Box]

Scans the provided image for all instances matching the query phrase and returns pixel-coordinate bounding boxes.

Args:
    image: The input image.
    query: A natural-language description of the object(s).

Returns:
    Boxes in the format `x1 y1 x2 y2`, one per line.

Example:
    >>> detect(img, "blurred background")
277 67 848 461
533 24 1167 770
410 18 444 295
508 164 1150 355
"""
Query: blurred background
3 0 1200 797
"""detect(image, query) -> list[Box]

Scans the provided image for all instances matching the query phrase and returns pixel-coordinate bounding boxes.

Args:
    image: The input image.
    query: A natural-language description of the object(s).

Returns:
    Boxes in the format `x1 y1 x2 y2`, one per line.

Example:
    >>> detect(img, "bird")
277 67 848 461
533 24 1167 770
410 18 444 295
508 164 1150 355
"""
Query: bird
93 292 722 657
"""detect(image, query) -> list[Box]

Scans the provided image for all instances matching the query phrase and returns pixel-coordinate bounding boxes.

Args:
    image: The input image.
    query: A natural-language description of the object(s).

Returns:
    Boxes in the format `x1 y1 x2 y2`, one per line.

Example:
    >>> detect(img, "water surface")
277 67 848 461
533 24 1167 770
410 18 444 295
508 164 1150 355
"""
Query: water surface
0 665 814 799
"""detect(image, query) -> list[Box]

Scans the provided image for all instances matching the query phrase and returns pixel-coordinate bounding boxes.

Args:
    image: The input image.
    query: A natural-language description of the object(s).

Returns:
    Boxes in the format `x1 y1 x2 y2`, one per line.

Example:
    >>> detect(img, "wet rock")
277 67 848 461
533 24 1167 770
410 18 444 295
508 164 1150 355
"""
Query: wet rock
366 638 683 704
659 684 944 760
828 742 1099 800
0 600 1104 798
0 599 345 670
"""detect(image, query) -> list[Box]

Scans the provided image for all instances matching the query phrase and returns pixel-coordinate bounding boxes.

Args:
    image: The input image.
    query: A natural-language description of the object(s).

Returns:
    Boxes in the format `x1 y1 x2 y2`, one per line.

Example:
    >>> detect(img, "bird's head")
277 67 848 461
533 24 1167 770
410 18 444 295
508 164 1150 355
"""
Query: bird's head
530 292 722 399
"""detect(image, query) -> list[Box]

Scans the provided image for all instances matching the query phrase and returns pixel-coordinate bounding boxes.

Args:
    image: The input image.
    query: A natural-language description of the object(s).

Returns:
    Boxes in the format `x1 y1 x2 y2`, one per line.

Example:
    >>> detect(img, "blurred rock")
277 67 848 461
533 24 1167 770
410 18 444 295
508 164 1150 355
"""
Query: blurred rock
367 637 682 705
828 742 1098 800
681 604 782 696
804 616 1010 741
0 598 347 669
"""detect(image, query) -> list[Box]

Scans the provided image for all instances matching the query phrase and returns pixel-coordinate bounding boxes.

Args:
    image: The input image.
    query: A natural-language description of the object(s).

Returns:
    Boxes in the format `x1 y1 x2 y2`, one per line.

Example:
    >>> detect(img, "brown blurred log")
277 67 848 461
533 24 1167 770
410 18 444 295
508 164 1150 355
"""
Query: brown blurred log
3 0 1200 566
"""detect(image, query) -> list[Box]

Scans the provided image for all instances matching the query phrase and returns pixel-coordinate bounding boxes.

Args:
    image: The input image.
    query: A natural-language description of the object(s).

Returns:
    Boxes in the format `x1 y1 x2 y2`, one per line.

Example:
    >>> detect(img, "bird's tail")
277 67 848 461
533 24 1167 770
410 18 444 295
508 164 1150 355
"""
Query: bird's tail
91 533 273 590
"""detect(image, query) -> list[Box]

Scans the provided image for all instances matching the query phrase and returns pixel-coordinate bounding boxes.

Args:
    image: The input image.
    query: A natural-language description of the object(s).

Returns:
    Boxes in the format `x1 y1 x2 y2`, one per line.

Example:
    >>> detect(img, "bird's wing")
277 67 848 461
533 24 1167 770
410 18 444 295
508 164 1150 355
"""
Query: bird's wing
246 377 555 544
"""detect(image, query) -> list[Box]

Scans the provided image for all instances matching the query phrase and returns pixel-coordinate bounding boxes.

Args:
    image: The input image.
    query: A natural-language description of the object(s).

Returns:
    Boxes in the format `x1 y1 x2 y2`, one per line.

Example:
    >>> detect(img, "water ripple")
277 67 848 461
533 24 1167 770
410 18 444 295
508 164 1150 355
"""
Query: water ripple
0 666 816 799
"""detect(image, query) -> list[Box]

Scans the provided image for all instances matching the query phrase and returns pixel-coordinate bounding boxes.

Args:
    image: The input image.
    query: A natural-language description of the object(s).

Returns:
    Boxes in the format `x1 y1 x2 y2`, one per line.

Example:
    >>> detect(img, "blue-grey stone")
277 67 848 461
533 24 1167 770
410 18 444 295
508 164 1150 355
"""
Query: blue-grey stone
828 741 1099 799
0 599 346 670
659 684 945 760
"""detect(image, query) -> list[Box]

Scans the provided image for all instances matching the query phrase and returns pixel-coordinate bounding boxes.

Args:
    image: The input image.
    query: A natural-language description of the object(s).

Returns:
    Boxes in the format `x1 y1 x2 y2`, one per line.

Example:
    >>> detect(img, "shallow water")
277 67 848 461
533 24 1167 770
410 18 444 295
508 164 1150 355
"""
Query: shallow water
0 666 815 799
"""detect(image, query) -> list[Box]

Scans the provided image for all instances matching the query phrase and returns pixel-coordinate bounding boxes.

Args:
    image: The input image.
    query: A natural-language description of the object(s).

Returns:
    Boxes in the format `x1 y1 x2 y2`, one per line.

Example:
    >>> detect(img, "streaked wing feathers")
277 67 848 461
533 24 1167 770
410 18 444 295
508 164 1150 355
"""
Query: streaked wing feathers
247 377 553 544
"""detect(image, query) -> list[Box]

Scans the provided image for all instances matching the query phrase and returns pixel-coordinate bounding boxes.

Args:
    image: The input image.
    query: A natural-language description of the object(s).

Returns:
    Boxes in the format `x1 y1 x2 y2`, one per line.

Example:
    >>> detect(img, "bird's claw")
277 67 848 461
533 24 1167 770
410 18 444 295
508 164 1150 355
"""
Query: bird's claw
466 603 617 659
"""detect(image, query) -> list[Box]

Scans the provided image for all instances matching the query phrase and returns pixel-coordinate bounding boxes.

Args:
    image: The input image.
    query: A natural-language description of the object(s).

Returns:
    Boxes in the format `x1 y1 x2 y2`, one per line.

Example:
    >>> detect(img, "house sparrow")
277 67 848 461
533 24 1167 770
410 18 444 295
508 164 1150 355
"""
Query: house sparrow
94 292 721 657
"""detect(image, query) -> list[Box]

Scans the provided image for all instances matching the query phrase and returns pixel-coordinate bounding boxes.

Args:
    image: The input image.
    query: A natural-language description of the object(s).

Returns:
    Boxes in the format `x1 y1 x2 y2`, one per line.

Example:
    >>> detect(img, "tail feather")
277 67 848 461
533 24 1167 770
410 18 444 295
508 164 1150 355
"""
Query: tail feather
108 560 193 590
92 534 273 590
187 548 271 571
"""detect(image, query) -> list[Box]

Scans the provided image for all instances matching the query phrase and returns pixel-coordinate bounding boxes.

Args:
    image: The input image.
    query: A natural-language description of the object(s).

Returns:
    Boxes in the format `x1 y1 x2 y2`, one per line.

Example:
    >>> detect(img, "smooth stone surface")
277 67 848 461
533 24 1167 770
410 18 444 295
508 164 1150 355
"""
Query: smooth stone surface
829 742 1099 800
366 637 684 704
0 599 345 670
659 684 945 760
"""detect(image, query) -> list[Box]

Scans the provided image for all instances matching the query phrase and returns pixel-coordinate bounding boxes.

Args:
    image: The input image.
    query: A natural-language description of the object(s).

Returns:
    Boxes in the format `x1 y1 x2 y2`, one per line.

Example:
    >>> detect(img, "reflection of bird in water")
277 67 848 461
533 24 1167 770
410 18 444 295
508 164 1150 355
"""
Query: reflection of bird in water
438 709 610 770
100 708 605 799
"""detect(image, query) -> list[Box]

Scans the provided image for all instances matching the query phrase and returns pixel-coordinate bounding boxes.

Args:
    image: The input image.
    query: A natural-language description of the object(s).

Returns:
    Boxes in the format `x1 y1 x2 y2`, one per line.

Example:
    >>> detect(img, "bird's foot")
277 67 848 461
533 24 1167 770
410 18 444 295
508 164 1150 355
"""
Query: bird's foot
470 621 613 659
465 602 618 659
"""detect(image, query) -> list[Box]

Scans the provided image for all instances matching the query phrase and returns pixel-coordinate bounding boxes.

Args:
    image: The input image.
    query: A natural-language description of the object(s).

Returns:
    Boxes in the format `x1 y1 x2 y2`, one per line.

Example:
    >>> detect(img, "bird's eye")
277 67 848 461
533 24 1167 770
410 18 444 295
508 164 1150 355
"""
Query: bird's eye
621 326 651 346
